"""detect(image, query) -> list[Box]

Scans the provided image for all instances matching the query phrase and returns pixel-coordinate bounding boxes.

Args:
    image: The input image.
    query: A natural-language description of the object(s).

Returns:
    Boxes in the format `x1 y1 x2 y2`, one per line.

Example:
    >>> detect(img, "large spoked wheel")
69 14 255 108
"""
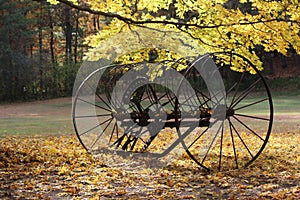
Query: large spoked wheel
72 62 179 158
177 53 273 171
72 65 123 153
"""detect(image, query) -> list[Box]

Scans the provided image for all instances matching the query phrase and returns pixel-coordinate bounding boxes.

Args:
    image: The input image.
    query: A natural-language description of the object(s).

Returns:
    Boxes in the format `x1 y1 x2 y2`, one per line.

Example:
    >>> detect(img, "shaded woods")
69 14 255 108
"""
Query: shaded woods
0 0 103 101
1 0 300 102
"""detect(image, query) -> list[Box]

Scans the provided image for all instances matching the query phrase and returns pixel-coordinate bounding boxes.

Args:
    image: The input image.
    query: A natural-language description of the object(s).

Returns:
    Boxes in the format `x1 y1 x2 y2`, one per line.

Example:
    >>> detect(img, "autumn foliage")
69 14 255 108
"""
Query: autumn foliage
0 132 299 199
1 0 300 199
47 0 300 71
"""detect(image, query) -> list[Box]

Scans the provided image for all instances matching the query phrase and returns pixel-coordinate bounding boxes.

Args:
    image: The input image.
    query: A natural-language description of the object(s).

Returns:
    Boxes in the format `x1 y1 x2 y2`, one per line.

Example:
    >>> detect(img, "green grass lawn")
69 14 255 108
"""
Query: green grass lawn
0 90 299 137
273 93 300 114
0 98 74 136
0 93 299 199
0 116 73 135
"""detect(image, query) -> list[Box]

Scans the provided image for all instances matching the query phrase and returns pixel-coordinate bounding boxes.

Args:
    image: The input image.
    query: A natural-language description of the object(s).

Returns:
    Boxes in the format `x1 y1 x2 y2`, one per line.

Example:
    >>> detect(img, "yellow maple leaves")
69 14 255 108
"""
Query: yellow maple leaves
47 0 300 71
0 131 299 198
47 0 78 5
46 0 59 4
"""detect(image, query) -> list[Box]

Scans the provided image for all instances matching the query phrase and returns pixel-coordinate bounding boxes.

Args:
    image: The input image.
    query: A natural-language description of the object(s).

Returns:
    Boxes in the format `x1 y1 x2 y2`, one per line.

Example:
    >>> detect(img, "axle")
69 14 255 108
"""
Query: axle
115 107 212 128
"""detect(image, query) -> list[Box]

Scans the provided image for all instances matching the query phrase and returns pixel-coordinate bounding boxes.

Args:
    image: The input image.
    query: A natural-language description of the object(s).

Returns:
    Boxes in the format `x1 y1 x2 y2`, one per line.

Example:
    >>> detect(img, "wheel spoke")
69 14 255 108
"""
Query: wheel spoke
90 118 114 149
186 127 209 150
232 116 265 141
231 78 261 109
230 119 254 159
228 118 238 169
82 74 115 111
96 93 112 111
79 117 113 136
78 97 112 113
226 82 237 96
75 113 112 118
228 72 245 108
234 113 270 121
218 123 224 170
234 98 269 111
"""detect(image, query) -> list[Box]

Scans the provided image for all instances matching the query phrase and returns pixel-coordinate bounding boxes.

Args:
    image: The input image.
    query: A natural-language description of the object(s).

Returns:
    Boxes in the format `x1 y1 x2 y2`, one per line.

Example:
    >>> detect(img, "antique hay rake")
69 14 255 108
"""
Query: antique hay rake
72 52 273 171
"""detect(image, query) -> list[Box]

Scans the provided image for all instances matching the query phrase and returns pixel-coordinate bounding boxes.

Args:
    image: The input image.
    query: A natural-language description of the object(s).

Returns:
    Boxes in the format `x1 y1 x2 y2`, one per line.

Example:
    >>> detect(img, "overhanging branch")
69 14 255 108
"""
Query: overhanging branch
57 0 300 29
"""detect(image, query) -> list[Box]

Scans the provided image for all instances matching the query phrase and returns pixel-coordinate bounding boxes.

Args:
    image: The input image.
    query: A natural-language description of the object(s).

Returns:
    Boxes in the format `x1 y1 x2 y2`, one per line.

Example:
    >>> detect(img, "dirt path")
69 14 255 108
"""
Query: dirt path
0 97 72 118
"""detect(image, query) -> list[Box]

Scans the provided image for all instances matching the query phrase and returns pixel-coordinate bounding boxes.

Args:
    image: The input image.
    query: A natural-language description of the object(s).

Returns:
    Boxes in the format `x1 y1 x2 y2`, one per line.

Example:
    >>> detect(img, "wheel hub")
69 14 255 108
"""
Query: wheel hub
226 107 235 118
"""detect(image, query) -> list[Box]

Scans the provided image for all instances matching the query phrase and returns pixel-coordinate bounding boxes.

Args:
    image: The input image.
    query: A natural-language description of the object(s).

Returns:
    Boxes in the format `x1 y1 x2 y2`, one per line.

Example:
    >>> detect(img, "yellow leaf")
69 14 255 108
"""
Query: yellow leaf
46 0 59 5
58 166 68 175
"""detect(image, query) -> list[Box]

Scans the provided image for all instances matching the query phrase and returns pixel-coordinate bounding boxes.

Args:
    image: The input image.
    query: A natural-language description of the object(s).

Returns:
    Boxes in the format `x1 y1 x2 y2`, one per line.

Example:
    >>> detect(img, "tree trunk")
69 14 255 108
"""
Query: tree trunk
74 10 79 63
48 6 55 64
39 1 44 93
64 5 72 64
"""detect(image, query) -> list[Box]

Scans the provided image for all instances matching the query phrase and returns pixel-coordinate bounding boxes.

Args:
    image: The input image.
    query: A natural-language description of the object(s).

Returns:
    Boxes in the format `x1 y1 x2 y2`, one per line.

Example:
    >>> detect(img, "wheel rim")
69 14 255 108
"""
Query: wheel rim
72 62 181 159
178 52 273 171
72 65 121 152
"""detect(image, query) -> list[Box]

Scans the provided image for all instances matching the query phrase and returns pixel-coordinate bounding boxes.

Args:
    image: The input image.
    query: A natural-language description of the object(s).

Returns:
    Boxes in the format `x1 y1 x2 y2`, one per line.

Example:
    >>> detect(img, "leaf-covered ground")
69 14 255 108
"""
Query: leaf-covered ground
0 132 299 199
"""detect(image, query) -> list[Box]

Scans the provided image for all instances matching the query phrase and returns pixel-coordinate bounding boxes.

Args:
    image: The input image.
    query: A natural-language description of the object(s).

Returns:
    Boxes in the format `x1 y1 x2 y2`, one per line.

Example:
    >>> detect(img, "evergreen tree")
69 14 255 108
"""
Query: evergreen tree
0 0 35 101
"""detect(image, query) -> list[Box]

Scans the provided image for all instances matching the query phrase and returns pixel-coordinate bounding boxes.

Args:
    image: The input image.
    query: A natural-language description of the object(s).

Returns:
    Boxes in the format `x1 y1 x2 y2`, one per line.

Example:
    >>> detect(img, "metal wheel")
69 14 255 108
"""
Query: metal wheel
177 53 273 171
72 62 180 158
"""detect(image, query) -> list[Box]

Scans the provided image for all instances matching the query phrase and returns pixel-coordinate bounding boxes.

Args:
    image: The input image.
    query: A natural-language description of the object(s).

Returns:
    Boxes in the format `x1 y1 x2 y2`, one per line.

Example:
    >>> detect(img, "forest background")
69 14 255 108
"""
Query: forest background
1 0 300 102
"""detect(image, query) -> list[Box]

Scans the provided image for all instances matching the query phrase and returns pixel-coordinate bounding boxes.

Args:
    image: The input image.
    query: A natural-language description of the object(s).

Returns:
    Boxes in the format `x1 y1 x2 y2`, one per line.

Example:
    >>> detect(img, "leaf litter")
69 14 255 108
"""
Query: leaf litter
0 132 299 199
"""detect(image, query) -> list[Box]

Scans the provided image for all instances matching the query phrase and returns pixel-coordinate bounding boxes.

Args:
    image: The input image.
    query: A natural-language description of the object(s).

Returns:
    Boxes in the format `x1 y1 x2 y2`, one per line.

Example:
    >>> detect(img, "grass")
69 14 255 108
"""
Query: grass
0 117 73 135
273 93 300 114
0 98 74 136
0 85 299 137
0 84 299 199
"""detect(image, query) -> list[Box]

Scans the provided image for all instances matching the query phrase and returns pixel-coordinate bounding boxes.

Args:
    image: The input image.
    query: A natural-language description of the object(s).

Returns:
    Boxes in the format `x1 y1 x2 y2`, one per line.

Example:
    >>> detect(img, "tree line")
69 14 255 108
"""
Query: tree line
51 0 300 78
1 0 300 101
0 0 105 101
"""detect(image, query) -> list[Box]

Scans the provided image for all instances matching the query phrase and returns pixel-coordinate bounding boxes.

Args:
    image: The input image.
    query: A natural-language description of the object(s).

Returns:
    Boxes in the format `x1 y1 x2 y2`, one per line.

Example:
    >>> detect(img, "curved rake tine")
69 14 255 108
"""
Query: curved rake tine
201 123 223 164
123 126 143 151
228 72 245 109
109 122 118 144
194 87 224 107
111 123 138 148
143 90 169 111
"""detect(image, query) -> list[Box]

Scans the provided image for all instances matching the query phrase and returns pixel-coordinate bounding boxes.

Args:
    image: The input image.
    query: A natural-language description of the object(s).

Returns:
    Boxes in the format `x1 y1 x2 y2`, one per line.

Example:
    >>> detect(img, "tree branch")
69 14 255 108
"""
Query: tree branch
57 0 300 29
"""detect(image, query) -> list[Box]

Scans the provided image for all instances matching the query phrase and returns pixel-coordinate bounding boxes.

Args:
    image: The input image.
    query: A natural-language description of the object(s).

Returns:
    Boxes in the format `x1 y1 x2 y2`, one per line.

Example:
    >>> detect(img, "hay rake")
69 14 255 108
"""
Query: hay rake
72 52 273 171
